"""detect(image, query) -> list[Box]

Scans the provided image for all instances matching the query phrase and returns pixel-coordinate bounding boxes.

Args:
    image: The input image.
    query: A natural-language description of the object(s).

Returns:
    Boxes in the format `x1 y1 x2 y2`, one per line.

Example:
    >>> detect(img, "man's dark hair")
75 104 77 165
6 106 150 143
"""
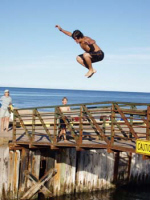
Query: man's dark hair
72 30 84 39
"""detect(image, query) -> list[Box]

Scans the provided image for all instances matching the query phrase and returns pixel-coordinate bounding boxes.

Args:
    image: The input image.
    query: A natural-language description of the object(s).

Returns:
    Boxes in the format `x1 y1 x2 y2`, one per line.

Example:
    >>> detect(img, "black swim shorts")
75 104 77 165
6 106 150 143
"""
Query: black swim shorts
79 50 104 63
59 118 66 129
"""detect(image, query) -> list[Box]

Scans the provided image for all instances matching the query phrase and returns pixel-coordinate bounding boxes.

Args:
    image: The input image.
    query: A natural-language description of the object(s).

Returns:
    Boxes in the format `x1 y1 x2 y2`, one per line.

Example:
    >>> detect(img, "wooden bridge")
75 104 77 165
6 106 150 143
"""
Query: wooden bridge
10 101 150 153
1 101 150 199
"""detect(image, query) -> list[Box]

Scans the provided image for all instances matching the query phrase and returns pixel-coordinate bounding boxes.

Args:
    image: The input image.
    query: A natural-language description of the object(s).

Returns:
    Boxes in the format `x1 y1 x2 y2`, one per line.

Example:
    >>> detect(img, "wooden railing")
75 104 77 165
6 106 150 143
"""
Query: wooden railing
11 101 150 152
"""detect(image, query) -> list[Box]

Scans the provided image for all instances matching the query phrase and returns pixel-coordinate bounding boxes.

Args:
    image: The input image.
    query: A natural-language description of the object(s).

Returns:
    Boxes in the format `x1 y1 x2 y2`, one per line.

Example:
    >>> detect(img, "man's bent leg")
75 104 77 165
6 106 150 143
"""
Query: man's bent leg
76 55 89 69
83 53 92 70
83 53 96 77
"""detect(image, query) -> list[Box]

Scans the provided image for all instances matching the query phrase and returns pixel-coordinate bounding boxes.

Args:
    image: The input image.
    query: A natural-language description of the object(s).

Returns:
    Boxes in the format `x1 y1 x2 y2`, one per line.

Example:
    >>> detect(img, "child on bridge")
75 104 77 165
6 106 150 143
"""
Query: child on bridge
58 97 71 142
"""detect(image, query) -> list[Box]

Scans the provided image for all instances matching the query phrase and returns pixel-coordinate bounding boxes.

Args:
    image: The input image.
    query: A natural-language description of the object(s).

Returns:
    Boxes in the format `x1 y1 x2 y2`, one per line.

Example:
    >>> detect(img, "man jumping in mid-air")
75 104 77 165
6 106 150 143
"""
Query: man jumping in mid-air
55 25 104 78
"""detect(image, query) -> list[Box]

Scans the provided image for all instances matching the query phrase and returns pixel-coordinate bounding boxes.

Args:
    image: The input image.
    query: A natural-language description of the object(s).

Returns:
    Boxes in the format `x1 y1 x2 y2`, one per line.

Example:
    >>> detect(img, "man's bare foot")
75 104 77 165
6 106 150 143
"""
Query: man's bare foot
93 69 97 74
87 69 97 78
85 71 90 77
85 69 97 77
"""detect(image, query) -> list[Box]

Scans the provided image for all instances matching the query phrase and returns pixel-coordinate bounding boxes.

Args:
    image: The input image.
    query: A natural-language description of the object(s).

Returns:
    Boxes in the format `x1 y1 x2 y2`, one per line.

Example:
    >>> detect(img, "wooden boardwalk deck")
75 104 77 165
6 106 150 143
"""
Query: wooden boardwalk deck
4 123 143 153
0 128 137 153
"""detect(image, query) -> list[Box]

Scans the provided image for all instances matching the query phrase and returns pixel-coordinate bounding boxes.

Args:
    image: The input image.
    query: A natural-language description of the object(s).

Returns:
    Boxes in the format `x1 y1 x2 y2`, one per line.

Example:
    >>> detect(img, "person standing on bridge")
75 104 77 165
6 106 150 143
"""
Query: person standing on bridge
55 25 104 78
0 90 12 132
58 97 71 142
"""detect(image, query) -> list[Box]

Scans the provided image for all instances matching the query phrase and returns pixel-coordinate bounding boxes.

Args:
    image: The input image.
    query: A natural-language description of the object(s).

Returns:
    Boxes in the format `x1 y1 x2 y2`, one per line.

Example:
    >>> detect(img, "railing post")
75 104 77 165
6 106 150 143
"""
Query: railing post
129 105 135 139
31 109 36 145
78 106 83 146
13 110 17 143
146 106 150 140
110 103 115 146
53 107 58 144
102 116 106 137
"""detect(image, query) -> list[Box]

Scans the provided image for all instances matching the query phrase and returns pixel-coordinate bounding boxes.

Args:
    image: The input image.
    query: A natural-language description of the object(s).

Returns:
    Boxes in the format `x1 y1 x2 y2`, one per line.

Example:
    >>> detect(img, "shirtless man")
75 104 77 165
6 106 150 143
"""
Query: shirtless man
55 25 104 78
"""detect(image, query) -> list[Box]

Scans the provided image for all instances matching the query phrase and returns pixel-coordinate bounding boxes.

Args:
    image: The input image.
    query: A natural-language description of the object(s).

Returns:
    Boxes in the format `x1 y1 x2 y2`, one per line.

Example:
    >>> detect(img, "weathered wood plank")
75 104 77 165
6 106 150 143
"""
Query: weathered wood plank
67 148 76 194
53 148 76 196
76 149 115 193
27 151 34 189
20 168 57 200
24 170 51 197
0 146 4 198
33 150 41 179
8 150 14 198
31 150 41 199
45 150 55 192
60 149 67 195
53 151 61 196
130 153 150 183
2 147 9 193
18 148 29 198
117 152 130 181
0 146 9 199
13 150 20 199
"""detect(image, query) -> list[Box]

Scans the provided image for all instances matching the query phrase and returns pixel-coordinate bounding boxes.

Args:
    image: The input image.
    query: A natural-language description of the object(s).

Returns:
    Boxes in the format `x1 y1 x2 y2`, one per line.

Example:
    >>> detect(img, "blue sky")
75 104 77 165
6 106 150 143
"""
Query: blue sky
0 0 150 92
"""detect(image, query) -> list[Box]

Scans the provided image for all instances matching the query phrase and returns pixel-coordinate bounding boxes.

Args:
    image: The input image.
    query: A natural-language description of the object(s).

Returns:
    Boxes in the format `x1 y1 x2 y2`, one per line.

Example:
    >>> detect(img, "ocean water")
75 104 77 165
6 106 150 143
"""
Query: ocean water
0 87 150 109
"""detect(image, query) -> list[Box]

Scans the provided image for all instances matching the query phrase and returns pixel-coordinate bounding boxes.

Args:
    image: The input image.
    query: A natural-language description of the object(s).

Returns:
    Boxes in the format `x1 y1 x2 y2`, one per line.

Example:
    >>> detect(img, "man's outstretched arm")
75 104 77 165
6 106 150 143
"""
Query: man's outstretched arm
55 25 72 37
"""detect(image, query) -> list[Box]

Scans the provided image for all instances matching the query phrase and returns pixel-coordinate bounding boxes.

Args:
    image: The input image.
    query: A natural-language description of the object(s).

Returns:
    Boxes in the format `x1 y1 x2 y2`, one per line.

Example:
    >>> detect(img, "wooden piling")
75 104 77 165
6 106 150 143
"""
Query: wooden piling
130 153 150 184
1 144 150 199
53 148 76 196
14 150 20 198
76 149 115 193
18 148 29 198
0 146 9 199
